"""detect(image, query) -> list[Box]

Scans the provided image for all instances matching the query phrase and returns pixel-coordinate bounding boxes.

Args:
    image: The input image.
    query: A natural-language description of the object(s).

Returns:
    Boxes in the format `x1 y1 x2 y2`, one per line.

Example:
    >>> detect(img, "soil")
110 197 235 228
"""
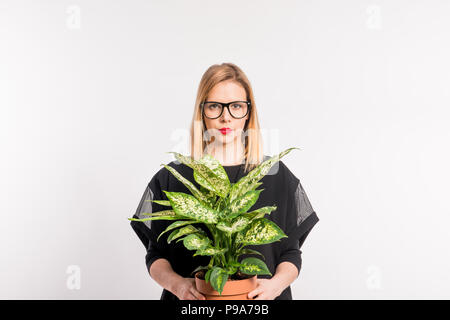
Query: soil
195 270 253 281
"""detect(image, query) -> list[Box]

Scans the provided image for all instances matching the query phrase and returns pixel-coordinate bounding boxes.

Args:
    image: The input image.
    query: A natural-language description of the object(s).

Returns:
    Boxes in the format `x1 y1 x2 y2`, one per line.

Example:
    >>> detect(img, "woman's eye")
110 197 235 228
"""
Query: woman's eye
231 104 241 109
209 104 220 109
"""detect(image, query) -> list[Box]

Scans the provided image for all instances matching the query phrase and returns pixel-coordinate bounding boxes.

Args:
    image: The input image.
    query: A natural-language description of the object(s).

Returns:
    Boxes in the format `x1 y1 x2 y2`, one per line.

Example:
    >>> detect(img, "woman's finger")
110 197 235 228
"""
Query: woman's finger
190 288 206 300
248 287 262 299
254 293 266 300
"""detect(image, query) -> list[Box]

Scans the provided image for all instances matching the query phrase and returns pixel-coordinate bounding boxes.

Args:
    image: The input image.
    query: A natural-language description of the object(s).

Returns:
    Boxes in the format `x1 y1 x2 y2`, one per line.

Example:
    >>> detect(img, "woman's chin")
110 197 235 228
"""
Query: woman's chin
216 133 237 144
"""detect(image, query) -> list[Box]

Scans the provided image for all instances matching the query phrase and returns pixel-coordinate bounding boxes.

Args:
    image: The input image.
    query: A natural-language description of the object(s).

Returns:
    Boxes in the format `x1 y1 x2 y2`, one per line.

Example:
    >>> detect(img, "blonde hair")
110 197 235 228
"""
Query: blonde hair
190 63 264 173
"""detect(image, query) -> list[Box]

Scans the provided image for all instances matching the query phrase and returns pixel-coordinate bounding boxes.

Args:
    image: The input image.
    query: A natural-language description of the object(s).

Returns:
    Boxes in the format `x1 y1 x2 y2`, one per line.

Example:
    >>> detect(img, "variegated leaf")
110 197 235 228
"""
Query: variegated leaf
145 199 171 206
193 247 228 256
239 257 271 276
173 231 207 243
216 216 250 234
200 185 217 207
192 166 229 197
140 210 177 216
226 182 264 220
225 265 238 275
241 205 277 221
161 164 211 206
248 181 263 191
183 233 211 250
197 153 231 190
240 218 287 245
167 225 201 243
157 220 199 242
167 151 230 197
238 248 266 260
228 189 263 216
205 269 212 283
214 196 226 211
193 171 217 197
128 216 181 221
229 147 300 203
140 210 176 216
235 231 244 245
209 267 228 295
163 191 220 223
166 151 196 167
128 210 184 221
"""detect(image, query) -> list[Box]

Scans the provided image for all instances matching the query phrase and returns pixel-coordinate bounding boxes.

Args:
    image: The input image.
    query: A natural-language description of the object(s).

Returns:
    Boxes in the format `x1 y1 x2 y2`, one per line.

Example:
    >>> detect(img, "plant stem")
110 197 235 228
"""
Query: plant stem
204 223 217 246
226 236 232 263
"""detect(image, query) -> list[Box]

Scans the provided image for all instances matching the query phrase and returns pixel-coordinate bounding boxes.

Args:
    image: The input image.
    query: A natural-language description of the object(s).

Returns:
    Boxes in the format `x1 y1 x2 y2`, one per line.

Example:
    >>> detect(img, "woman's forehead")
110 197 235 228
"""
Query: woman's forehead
207 81 246 101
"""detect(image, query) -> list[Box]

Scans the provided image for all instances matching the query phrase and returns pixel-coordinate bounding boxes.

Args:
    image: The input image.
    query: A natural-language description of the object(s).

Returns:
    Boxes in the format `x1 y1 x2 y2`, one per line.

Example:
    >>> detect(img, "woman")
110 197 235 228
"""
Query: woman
130 62 319 300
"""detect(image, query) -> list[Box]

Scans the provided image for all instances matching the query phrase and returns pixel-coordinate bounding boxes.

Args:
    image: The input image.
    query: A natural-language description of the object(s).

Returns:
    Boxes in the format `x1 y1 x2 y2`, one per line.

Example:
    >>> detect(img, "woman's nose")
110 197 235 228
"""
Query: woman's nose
220 106 233 121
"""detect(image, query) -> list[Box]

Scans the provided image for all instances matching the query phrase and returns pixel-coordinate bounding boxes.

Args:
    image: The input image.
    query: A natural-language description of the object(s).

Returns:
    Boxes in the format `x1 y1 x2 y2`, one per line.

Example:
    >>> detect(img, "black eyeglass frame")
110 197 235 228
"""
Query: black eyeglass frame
200 101 251 119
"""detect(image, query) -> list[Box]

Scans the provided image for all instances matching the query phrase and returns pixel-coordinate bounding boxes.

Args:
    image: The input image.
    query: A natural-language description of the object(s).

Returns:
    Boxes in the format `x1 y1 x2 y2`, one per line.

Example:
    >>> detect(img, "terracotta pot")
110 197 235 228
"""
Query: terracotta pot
195 272 257 300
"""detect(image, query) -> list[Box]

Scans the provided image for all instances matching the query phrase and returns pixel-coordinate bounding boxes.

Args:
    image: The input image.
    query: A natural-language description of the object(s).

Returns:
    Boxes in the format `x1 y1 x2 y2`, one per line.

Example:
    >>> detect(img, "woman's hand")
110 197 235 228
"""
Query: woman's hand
247 278 282 300
173 277 206 300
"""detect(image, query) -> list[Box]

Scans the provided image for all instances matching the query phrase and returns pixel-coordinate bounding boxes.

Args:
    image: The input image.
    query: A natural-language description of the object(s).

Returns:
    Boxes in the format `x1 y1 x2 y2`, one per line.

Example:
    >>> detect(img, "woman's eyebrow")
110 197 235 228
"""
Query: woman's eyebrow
205 100 246 103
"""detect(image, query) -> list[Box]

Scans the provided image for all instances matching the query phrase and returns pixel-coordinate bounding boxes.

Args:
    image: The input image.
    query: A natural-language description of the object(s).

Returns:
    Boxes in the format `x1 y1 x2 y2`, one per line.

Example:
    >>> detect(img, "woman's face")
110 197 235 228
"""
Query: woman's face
203 80 249 146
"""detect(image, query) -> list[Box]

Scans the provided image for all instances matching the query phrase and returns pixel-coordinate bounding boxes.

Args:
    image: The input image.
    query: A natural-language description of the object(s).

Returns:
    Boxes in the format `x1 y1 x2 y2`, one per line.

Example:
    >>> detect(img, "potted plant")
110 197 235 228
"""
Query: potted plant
129 147 299 299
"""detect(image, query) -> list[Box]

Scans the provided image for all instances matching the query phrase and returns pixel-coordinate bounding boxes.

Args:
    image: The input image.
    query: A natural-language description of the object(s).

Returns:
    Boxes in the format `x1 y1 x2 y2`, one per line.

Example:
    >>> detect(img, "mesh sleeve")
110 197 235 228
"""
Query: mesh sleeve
278 174 319 277
136 184 155 234
130 173 170 274
294 181 315 228
288 179 319 245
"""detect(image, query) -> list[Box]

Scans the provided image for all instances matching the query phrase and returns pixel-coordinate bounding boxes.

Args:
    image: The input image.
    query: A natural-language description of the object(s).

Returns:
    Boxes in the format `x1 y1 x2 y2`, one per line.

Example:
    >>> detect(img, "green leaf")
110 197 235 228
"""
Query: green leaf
183 233 211 250
239 218 288 245
174 230 208 244
167 225 202 243
175 236 187 243
139 210 176 216
167 151 230 197
228 189 263 217
193 247 228 256
209 267 229 295
163 191 220 223
216 216 251 234
193 154 232 198
145 199 171 206
226 265 238 275
157 220 199 242
238 248 266 261
161 164 211 206
242 206 277 221
214 196 226 211
248 181 263 191
165 152 195 167
128 210 184 221
205 269 213 283
196 154 231 192
199 185 217 207
229 147 300 203
192 169 227 198
239 257 272 276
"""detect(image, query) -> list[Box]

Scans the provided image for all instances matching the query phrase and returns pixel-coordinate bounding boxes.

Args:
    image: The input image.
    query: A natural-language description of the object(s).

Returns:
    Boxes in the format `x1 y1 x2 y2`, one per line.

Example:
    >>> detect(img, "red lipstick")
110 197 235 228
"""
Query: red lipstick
219 128 232 135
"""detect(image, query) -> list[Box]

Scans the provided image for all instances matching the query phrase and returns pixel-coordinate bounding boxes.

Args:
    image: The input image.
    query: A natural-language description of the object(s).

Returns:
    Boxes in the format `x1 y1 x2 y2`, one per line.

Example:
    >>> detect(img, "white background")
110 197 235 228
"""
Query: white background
1 0 450 299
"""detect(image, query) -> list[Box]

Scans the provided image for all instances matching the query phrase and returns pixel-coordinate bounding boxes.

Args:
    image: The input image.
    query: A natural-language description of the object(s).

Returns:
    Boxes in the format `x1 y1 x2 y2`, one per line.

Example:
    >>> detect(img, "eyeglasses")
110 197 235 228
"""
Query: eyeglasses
201 101 251 119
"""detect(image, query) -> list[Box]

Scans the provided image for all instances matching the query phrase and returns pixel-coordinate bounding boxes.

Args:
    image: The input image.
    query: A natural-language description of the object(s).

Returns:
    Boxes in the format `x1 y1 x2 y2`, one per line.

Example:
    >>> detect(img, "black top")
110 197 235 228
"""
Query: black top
130 156 319 300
